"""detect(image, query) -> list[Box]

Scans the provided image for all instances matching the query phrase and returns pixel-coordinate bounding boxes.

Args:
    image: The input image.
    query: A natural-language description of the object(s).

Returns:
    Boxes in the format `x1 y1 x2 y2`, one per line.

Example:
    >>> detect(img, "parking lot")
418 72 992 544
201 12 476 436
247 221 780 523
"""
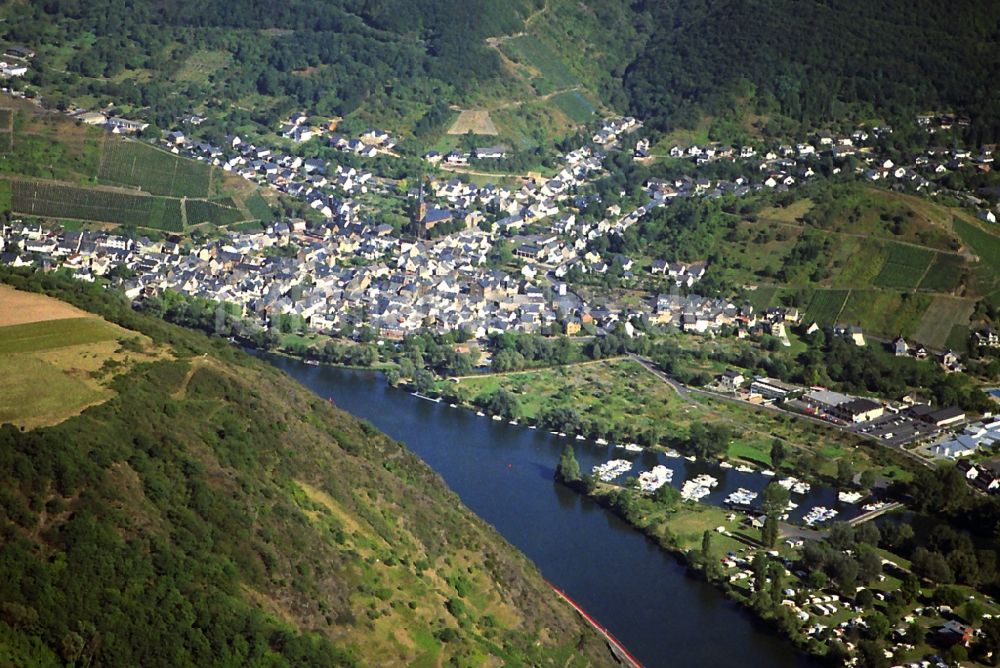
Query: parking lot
848 412 942 448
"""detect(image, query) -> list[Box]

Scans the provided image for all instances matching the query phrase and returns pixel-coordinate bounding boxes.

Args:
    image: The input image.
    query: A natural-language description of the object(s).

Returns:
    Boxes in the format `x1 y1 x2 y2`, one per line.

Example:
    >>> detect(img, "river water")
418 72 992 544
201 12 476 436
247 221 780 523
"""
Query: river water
258 354 820 667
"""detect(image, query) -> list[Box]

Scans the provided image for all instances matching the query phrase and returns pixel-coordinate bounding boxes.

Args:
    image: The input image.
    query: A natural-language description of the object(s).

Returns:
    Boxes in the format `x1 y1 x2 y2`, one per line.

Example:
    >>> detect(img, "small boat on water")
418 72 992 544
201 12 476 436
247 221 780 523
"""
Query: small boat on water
449 403 457 408
624 444 643 452
735 464 754 473
304 359 320 366
575 434 586 441
684 455 696 462
719 461 733 469
491 415 502 421
509 420 518 425
761 469 776 477
596 438 609 446
663 448 681 459
476 411 485 417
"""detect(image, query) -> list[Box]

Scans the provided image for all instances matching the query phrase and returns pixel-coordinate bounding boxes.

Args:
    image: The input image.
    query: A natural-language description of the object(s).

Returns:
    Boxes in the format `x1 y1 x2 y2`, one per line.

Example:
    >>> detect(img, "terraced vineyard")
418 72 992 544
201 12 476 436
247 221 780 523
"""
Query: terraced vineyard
98 138 212 197
10 179 184 231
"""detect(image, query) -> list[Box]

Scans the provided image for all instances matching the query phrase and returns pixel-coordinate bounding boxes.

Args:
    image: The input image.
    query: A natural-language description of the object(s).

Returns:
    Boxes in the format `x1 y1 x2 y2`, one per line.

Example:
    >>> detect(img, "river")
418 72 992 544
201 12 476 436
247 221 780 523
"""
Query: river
258 354 820 667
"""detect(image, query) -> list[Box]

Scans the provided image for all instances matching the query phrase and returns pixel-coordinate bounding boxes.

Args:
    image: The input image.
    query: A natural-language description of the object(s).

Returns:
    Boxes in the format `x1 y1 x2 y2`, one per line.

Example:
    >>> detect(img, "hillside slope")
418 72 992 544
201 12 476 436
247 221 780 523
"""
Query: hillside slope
0 269 611 667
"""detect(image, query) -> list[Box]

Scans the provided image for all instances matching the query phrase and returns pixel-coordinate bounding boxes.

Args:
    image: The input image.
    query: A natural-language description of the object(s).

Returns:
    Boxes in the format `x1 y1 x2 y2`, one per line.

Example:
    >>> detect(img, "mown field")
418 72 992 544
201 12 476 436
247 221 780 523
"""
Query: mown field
10 178 184 231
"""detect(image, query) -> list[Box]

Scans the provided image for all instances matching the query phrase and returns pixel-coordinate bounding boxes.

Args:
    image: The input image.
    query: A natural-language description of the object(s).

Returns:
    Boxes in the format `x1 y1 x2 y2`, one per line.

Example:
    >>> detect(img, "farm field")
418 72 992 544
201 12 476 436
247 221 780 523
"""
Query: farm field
803 289 849 324
549 90 596 123
837 290 933 338
98 138 212 197
913 297 976 348
185 199 245 227
918 253 965 292
872 243 934 288
0 288 165 428
9 178 184 231
0 284 95 326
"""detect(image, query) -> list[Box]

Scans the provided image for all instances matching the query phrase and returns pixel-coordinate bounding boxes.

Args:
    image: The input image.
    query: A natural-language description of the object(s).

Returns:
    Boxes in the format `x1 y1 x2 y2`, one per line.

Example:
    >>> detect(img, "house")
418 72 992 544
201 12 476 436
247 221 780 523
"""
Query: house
474 145 508 160
718 369 746 392
937 620 974 648
892 336 908 356
940 349 962 372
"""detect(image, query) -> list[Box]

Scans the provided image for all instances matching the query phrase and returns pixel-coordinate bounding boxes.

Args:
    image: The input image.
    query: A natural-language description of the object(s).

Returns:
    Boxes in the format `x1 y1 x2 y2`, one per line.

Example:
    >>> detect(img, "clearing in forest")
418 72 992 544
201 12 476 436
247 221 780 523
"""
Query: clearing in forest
447 110 499 135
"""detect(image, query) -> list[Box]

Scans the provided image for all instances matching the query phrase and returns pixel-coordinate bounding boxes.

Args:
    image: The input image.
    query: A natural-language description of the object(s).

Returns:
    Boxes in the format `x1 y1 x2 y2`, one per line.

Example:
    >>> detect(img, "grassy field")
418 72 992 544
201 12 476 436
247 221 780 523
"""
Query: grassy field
98 138 212 197
245 192 273 221
0 284 93 326
499 36 579 91
446 358 906 482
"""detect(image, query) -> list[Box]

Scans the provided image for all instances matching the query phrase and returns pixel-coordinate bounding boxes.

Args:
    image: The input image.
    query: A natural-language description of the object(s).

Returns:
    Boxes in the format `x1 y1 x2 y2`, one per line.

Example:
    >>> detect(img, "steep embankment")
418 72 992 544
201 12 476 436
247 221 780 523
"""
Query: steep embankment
0 270 611 667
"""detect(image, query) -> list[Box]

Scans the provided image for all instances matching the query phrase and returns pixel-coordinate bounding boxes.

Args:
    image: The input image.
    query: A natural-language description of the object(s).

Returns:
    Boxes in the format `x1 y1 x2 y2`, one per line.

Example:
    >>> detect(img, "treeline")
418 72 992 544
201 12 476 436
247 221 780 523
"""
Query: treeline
625 0 1000 140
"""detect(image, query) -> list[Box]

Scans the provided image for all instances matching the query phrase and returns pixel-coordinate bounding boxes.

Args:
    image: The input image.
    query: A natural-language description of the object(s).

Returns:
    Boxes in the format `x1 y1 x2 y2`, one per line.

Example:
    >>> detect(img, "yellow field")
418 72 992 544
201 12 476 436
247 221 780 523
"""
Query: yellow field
0 284 95 326
0 289 166 428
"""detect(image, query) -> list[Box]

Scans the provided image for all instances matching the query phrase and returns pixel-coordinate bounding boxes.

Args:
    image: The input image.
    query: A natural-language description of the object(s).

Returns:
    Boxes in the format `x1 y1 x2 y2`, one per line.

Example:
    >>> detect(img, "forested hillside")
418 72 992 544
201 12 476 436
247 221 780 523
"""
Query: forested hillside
624 0 1000 137
0 269 610 667
3 0 539 128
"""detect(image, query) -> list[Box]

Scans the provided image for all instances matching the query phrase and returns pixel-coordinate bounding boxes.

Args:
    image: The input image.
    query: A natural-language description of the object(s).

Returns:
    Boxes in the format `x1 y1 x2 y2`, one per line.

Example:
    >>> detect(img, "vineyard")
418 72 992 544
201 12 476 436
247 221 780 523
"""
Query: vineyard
10 179 183 231
185 199 245 227
98 139 211 198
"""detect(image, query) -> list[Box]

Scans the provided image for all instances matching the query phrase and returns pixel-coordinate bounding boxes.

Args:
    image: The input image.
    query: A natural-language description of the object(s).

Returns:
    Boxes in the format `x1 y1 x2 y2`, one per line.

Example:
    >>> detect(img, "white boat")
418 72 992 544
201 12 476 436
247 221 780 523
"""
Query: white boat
735 465 754 473
638 465 673 492
725 488 758 506
592 459 633 482
491 415 502 421
624 444 643 452
558 432 567 437
684 455 696 462
449 403 458 408
509 420 518 425
761 470 776 477
838 491 864 504
476 411 485 417
663 449 682 459
528 425 537 430
719 461 733 469
575 434 586 441
596 438 609 446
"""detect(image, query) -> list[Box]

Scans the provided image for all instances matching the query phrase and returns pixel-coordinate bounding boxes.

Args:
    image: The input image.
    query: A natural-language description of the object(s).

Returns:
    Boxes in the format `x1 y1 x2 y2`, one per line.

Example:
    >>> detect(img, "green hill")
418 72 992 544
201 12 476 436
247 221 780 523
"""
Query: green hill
0 268 610 667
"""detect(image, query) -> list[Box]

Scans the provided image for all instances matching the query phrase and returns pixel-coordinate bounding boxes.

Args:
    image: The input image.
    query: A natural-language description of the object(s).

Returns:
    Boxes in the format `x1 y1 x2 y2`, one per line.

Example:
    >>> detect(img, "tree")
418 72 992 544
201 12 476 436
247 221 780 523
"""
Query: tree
856 588 874 608
865 611 891 640
701 530 713 560
761 514 778 548
769 439 787 470
836 459 854 487
556 445 581 484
